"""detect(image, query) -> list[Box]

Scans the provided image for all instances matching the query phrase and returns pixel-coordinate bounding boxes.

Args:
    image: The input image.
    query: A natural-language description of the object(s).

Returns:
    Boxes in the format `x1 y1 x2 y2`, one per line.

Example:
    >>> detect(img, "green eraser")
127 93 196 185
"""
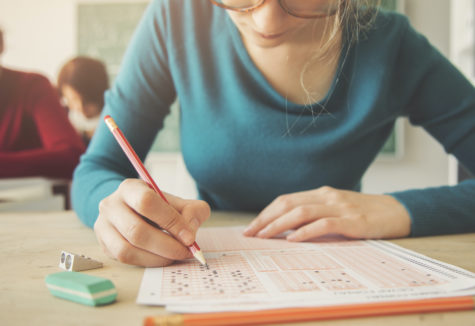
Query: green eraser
45 271 117 306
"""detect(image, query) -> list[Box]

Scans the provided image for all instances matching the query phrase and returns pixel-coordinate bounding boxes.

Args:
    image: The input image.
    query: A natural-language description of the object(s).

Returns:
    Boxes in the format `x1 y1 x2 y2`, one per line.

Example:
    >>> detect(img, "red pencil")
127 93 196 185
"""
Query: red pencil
104 115 207 266
144 296 475 326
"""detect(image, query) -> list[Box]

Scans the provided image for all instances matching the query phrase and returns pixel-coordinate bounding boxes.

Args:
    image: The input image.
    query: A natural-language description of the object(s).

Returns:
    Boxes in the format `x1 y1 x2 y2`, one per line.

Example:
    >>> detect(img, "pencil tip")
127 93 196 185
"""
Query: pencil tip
194 251 207 267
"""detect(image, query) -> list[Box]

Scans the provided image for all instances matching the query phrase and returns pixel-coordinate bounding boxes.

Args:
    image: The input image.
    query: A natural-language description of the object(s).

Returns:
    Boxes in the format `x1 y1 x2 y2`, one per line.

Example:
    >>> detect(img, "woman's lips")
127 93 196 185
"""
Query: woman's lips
255 30 286 40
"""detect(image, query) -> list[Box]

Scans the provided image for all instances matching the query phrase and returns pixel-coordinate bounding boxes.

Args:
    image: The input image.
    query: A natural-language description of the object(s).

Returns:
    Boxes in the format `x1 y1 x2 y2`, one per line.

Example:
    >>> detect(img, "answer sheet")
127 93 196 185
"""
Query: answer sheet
137 227 475 312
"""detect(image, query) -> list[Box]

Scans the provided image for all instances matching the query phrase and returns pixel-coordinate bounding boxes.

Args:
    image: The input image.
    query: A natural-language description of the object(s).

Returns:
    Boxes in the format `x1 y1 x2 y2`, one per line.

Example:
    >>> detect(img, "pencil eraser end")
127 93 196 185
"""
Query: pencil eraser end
45 271 117 306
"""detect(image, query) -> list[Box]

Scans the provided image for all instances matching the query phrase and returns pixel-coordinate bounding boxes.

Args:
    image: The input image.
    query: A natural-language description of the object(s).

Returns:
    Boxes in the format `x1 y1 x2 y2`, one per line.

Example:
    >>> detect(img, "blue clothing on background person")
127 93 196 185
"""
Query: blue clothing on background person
72 0 475 236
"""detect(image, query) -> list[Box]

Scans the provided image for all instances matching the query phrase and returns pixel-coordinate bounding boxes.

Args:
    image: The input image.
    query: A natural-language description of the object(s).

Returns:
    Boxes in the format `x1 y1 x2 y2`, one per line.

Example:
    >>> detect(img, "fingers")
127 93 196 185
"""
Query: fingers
287 216 361 242
118 179 197 246
167 193 211 228
94 178 211 267
94 179 210 266
94 216 176 267
106 200 192 261
244 186 374 241
244 191 320 236
254 204 339 239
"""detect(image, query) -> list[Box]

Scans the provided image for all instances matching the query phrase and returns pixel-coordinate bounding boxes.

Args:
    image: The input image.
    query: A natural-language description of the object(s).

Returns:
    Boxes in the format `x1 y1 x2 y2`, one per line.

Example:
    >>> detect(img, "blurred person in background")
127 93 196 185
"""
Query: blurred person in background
58 56 109 145
0 28 85 179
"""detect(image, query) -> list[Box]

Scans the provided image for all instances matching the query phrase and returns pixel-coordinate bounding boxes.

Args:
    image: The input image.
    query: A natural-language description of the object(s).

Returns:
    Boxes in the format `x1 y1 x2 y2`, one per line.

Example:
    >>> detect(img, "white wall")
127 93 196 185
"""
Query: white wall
0 0 468 197
362 0 454 194
0 0 76 79
0 0 147 78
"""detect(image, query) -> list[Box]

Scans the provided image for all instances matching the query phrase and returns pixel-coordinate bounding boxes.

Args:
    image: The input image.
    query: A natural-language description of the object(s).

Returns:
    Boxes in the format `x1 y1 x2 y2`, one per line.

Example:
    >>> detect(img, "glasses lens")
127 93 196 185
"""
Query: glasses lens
212 0 262 10
281 0 339 17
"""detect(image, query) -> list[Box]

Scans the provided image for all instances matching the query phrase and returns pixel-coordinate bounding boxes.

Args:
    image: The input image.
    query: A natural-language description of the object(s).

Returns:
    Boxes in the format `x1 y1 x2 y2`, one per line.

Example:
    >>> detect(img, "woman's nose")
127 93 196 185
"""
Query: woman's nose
251 0 288 33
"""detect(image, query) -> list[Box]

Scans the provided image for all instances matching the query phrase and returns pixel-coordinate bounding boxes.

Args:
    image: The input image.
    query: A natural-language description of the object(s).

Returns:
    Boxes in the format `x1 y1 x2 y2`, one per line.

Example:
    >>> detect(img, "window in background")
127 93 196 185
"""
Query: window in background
77 1 180 152
78 2 148 82
449 0 474 183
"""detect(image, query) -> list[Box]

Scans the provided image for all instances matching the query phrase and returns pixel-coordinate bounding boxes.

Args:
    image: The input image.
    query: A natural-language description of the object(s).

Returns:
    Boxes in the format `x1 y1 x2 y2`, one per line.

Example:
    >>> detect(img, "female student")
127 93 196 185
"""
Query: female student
72 0 475 267
0 29 86 179
58 56 109 145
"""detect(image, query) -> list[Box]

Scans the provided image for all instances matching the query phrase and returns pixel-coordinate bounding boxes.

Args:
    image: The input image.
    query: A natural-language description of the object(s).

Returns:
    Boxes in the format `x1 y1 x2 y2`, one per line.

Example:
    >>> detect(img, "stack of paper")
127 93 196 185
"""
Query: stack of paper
137 227 475 313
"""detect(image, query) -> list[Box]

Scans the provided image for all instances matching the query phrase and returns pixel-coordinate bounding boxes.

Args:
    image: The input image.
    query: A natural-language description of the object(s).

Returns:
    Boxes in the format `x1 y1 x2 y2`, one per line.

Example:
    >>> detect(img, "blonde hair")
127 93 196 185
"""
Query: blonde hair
340 0 382 45
0 28 4 55
300 0 381 106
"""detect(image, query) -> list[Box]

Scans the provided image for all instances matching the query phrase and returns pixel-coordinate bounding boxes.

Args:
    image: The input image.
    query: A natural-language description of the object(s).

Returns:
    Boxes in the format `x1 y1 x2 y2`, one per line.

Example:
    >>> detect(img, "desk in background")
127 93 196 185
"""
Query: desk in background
1 211 474 326
0 177 70 211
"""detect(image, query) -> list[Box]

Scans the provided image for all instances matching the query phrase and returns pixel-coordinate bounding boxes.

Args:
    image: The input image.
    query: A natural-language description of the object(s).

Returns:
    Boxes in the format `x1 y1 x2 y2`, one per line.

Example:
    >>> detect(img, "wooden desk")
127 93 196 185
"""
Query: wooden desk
1 211 474 326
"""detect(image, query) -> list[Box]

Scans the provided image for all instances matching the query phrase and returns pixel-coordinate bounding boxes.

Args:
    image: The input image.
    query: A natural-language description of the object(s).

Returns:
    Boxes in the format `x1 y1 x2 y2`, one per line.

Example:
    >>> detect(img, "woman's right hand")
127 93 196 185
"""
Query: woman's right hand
94 178 210 267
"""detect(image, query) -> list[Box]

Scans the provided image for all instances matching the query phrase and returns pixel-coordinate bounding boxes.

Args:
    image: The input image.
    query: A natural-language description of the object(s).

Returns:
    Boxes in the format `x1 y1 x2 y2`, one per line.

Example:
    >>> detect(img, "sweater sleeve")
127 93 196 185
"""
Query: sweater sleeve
388 19 475 237
0 75 85 179
71 0 177 227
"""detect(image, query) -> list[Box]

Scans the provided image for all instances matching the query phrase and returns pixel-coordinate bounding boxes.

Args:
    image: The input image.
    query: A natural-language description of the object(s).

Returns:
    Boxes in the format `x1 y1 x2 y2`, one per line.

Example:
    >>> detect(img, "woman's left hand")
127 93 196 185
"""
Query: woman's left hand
243 186 411 241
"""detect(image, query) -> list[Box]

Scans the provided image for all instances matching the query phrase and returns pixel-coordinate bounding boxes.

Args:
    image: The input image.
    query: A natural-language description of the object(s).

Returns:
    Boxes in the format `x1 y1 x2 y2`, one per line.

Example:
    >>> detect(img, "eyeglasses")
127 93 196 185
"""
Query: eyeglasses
209 0 340 19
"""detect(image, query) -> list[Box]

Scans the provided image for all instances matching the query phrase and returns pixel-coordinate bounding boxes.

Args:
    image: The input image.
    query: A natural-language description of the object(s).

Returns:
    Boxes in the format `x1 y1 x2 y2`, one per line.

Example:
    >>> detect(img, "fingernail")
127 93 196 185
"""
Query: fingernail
287 233 297 241
178 229 193 245
243 225 253 234
190 218 200 230
257 228 269 238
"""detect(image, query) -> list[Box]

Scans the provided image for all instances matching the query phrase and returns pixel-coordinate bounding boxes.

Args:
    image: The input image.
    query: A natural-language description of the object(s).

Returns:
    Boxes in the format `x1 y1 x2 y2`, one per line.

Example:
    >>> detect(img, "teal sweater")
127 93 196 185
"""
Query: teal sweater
72 0 475 237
